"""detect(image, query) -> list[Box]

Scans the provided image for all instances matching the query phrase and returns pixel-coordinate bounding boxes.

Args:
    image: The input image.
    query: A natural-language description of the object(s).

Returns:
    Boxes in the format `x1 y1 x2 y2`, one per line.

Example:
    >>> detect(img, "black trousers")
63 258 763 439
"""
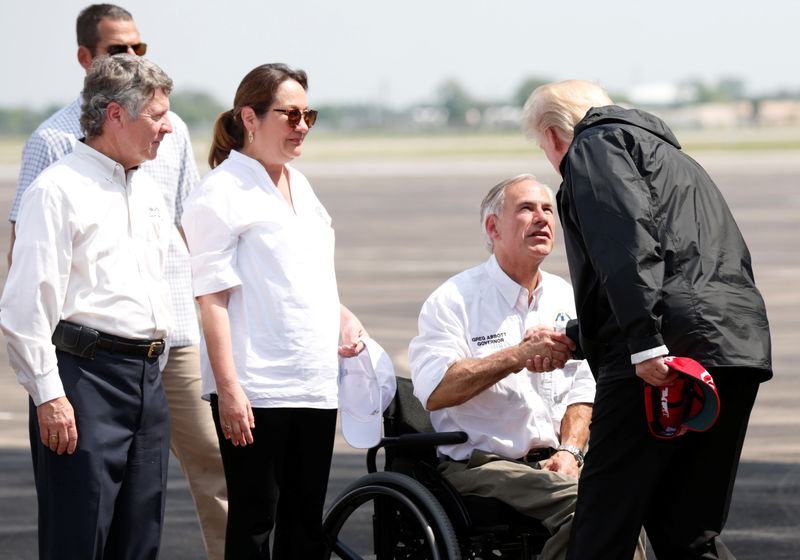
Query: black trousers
29 348 170 560
566 368 761 560
210 399 337 560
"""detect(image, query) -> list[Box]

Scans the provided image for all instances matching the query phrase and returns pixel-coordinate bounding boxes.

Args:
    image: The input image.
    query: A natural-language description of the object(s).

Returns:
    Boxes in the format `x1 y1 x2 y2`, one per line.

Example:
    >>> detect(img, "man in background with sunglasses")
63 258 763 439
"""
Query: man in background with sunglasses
7 4 227 559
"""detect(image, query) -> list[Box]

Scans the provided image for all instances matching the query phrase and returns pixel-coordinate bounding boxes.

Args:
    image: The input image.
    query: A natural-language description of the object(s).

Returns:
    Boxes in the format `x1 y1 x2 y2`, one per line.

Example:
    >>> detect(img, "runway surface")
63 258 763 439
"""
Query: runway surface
0 149 797 558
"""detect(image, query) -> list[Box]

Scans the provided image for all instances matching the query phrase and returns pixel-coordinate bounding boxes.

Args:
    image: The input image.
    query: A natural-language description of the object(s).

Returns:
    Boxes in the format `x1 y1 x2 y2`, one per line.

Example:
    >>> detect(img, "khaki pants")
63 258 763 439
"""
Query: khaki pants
163 344 228 560
439 449 646 560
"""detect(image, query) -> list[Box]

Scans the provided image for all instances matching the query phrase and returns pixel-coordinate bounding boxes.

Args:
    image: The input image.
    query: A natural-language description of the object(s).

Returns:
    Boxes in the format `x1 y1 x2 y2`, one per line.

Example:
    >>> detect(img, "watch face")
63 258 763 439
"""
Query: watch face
558 444 584 466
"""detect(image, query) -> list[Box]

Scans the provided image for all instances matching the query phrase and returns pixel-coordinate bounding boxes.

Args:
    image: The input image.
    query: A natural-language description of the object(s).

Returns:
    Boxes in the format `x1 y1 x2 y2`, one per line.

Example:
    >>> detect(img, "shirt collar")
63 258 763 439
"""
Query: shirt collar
228 150 292 189
486 254 546 313
73 140 128 185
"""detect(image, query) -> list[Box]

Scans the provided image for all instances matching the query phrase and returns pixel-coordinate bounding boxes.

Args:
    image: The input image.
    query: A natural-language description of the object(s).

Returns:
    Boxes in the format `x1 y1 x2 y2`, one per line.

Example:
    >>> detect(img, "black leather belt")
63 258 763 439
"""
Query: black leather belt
52 320 165 359
95 333 165 358
444 447 557 466
519 447 556 463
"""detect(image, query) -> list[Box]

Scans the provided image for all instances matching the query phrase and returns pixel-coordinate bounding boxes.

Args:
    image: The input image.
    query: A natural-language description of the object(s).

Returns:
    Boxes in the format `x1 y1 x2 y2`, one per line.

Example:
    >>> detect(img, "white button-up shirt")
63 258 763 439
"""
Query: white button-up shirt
0 141 173 405
9 96 200 347
409 255 595 461
182 151 341 408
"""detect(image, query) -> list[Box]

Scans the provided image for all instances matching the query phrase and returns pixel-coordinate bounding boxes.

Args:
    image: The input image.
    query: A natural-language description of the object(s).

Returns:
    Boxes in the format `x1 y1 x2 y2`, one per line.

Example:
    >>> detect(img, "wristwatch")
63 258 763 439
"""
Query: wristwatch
556 444 585 467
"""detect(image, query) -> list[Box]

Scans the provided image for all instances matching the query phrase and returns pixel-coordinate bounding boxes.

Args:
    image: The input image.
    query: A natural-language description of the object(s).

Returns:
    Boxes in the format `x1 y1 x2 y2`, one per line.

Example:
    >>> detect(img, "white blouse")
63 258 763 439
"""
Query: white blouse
182 151 341 408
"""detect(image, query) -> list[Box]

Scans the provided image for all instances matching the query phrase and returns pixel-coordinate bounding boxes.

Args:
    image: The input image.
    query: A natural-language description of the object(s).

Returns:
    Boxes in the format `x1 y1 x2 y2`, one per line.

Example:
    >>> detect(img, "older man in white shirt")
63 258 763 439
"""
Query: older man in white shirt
7 6 227 557
0 55 175 560
410 174 644 560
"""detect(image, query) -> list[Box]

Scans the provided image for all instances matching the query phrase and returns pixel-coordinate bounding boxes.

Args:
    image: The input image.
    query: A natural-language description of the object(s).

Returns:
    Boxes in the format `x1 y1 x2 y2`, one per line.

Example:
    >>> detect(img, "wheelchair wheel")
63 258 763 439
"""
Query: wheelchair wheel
323 471 461 560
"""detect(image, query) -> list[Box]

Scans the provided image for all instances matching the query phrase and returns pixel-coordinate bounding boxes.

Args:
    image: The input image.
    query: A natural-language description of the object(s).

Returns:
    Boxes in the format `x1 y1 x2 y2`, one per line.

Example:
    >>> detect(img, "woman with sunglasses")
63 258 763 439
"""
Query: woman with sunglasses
182 63 367 559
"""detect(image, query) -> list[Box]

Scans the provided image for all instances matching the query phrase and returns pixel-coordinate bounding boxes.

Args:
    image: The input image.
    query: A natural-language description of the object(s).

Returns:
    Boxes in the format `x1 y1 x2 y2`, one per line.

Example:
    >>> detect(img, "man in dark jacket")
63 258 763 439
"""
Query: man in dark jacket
523 80 772 559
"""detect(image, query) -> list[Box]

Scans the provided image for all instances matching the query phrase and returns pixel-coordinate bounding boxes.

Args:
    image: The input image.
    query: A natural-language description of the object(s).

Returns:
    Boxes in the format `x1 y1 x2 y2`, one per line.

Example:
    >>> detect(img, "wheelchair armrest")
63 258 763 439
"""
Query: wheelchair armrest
383 431 469 448
366 431 468 473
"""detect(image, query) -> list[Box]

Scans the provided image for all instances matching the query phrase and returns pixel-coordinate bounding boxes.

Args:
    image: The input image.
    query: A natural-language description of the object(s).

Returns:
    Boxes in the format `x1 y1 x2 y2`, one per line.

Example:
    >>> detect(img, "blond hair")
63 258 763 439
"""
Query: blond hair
523 80 613 145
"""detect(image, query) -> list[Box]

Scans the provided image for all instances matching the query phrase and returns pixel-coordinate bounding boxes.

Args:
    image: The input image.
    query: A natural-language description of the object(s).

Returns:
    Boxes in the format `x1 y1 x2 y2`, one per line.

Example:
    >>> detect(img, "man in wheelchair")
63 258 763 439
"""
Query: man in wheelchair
409 174 645 560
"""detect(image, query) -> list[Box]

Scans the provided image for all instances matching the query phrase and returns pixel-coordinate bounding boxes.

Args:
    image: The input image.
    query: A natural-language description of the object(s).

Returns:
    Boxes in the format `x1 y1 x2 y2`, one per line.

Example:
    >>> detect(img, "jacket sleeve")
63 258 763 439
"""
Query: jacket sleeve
565 129 667 358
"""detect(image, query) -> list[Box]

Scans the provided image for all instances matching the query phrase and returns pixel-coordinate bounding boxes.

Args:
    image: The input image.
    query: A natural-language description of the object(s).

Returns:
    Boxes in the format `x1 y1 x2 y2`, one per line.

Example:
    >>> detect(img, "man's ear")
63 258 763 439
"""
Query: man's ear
105 102 127 129
77 46 94 72
545 127 564 152
485 214 500 241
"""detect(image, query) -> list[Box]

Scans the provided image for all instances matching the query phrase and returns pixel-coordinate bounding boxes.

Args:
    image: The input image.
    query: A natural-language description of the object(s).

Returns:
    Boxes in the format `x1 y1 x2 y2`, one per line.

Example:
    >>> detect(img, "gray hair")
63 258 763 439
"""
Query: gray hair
522 80 613 145
480 174 554 253
80 54 173 139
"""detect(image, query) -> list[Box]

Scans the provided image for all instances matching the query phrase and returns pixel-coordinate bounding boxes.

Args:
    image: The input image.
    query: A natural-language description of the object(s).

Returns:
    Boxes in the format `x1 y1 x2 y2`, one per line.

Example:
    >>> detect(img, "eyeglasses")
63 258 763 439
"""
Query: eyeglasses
273 108 318 128
103 43 148 56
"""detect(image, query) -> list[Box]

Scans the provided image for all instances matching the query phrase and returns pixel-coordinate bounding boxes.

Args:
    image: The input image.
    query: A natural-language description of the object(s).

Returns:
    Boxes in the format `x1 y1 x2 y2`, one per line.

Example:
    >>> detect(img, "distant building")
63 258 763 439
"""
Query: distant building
627 82 694 106
756 100 800 126
660 101 754 128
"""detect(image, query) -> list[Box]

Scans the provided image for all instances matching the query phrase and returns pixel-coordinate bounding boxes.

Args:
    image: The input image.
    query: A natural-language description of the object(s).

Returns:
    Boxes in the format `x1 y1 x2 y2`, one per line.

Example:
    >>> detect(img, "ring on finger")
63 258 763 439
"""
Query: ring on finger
49 434 58 441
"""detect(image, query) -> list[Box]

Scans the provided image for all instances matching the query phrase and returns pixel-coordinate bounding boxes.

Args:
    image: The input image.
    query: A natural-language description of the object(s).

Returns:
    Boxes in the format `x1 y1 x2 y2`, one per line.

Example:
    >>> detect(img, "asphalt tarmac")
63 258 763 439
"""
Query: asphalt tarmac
0 149 798 559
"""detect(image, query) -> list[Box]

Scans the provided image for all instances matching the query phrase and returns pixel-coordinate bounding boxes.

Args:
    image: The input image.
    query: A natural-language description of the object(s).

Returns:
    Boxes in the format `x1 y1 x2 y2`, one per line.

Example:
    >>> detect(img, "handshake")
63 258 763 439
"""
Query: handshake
518 322 581 373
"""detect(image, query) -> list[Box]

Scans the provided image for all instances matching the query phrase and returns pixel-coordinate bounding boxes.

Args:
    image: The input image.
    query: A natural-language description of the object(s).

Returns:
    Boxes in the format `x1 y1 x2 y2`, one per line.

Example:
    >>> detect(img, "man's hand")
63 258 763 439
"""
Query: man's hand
542 450 580 479
522 326 575 372
635 356 678 386
37 396 78 455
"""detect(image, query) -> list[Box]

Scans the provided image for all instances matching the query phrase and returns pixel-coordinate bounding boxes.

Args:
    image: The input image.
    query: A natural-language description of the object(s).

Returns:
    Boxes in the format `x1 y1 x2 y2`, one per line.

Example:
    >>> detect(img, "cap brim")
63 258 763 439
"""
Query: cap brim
664 356 720 433
682 379 720 431
341 412 381 449
338 337 396 449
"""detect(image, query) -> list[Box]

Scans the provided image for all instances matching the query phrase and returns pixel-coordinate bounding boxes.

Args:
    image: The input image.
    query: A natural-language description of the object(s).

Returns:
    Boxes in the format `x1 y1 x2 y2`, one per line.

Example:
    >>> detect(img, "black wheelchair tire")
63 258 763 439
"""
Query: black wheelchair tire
323 471 461 560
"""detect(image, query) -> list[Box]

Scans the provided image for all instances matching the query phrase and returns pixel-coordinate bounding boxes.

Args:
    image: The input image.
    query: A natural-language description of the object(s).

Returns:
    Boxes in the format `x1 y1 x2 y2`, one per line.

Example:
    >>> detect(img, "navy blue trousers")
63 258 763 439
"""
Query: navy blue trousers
566 368 761 560
210 399 337 560
29 348 170 560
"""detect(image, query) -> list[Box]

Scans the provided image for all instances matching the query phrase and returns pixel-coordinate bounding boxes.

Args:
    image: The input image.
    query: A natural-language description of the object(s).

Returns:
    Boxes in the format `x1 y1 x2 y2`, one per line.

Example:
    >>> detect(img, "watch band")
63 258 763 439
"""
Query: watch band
556 443 585 467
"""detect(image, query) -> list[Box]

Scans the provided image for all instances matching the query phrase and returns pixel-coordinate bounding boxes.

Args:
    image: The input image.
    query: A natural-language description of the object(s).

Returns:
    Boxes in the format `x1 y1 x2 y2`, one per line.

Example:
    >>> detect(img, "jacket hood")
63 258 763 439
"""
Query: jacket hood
575 105 681 150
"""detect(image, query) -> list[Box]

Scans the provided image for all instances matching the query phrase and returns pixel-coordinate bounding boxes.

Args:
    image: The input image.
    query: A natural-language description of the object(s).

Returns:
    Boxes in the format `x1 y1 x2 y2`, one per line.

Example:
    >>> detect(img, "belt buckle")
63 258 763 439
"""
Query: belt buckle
147 341 164 358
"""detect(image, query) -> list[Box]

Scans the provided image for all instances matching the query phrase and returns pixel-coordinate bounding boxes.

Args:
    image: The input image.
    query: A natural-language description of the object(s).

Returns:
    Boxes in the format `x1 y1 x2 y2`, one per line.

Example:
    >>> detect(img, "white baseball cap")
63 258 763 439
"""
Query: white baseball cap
338 337 397 449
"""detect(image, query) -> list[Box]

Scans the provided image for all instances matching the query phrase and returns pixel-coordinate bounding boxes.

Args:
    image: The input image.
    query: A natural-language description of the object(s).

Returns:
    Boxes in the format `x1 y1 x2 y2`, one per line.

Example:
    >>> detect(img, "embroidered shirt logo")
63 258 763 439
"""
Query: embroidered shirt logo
553 310 572 331
554 311 572 324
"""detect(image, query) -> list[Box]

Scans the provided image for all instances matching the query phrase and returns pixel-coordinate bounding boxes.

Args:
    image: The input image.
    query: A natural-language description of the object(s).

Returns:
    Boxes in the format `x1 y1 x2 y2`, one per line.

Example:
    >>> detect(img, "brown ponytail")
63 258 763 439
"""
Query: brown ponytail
208 109 243 169
207 63 309 169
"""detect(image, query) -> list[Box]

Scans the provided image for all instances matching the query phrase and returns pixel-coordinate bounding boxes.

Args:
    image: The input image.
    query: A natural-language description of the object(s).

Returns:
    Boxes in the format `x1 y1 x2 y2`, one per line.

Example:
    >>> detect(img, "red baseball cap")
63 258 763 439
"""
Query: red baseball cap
644 356 721 439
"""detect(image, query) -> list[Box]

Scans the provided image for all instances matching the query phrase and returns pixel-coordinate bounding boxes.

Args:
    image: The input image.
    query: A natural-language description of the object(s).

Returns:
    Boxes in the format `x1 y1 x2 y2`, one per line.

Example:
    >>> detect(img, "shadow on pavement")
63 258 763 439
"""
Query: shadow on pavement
1 448 798 559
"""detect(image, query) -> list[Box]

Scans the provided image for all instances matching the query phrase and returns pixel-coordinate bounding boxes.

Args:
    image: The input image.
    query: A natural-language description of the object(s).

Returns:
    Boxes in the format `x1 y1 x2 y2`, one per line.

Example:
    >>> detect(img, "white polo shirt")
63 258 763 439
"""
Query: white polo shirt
0 141 173 405
409 254 596 461
182 151 341 408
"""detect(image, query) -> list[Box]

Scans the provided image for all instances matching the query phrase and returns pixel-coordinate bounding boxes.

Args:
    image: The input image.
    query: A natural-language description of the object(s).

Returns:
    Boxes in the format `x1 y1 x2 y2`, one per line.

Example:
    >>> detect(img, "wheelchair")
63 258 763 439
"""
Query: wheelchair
323 377 550 559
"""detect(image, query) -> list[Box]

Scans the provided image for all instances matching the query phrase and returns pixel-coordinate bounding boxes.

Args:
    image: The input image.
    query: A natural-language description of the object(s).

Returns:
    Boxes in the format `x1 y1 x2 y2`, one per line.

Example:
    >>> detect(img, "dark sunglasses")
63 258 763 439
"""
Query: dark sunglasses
272 108 318 128
104 43 148 56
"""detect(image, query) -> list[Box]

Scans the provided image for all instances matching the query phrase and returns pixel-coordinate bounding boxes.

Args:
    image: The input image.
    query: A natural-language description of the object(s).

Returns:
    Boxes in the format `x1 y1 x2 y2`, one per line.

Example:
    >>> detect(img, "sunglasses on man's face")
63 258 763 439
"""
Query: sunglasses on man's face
104 43 148 56
272 108 318 128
